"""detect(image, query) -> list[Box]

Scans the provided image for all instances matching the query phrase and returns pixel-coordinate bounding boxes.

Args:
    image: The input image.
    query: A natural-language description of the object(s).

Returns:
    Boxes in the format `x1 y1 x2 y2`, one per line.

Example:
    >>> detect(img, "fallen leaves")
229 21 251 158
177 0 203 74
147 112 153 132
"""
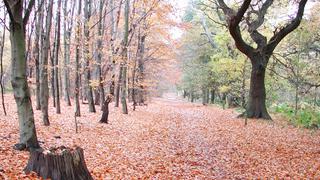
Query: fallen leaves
0 95 319 179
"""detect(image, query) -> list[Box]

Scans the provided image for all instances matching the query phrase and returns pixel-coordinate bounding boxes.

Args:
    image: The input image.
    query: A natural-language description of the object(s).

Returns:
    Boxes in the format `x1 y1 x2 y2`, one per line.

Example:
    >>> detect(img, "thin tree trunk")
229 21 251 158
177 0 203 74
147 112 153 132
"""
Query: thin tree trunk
120 0 129 114
34 0 44 110
96 0 106 108
4 0 40 150
191 92 194 103
132 56 137 111
74 0 82 117
202 88 207 105
121 65 128 114
50 33 56 107
40 0 54 126
0 13 7 116
295 83 299 116
84 0 96 113
63 0 73 106
114 67 121 107
210 89 215 104
54 0 62 114
136 34 146 105
109 0 122 97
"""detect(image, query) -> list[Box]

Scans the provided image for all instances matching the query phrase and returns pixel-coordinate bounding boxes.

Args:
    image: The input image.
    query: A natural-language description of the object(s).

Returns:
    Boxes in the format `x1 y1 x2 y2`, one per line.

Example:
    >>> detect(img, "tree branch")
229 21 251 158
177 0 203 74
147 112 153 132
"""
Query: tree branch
267 0 308 54
23 0 36 27
246 0 273 48
217 0 254 57
3 0 15 23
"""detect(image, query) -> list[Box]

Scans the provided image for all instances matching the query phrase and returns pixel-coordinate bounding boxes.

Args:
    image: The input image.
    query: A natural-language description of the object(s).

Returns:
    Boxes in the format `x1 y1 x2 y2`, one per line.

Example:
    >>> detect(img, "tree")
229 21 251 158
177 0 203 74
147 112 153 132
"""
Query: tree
272 17 320 115
120 0 129 114
53 0 62 114
95 0 106 108
33 0 44 110
62 0 74 106
213 0 308 119
84 0 96 113
3 0 40 150
74 0 82 117
40 0 54 125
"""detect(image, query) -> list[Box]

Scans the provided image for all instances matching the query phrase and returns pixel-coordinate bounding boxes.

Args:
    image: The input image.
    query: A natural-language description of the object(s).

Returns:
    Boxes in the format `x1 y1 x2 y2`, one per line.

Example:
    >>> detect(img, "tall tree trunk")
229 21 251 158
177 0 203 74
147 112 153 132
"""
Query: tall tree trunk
96 0 106 108
4 0 40 150
54 0 62 114
120 0 129 114
109 0 122 97
246 57 271 119
33 0 44 110
0 13 7 116
74 0 82 117
50 31 56 107
84 0 96 113
40 0 54 126
63 0 73 106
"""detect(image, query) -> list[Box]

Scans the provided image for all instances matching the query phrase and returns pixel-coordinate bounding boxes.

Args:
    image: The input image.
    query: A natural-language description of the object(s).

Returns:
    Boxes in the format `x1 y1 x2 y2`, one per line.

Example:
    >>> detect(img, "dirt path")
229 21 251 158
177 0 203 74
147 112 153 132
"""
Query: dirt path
0 95 320 179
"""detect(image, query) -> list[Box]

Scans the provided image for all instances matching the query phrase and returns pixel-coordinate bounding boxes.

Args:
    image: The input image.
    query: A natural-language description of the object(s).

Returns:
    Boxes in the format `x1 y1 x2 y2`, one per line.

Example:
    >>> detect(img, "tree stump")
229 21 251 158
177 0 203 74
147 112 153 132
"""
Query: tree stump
100 95 112 123
24 146 93 180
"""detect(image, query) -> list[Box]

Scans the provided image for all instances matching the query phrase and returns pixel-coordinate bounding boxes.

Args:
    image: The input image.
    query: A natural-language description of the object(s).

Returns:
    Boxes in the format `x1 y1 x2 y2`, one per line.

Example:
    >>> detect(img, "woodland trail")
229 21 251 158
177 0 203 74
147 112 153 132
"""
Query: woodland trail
0 94 320 179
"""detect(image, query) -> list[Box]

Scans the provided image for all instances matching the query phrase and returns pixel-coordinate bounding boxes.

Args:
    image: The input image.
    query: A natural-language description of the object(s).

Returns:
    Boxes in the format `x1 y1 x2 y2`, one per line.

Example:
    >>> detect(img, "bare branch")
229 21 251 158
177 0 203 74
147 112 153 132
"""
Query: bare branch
23 0 36 27
217 0 254 57
267 0 308 54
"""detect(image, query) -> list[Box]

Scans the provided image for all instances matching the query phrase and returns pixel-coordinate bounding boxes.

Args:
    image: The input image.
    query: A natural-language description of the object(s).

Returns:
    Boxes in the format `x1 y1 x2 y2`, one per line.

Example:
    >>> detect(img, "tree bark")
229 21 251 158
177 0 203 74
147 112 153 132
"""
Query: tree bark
114 66 121 107
95 0 106 108
33 0 44 110
100 95 112 123
210 89 215 104
40 0 54 126
63 0 73 106
54 0 62 114
0 14 7 116
74 0 82 117
246 58 271 119
4 0 40 150
121 66 128 114
120 0 129 114
50 35 56 108
24 147 93 180
84 0 96 113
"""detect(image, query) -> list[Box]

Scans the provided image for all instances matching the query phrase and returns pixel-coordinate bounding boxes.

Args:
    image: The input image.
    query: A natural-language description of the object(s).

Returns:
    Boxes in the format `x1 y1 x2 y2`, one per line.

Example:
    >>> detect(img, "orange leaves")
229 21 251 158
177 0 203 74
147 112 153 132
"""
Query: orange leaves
0 94 320 179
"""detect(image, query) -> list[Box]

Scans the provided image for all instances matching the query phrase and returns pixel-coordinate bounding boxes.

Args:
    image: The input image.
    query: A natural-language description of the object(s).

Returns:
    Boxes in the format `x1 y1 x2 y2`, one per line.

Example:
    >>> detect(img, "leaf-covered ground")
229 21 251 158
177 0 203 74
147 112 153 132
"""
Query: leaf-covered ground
0 94 320 179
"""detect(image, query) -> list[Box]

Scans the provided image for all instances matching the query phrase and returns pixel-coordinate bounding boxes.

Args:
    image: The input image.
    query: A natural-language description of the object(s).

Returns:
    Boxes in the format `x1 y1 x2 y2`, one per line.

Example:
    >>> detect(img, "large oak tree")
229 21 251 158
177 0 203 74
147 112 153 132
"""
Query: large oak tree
215 0 308 119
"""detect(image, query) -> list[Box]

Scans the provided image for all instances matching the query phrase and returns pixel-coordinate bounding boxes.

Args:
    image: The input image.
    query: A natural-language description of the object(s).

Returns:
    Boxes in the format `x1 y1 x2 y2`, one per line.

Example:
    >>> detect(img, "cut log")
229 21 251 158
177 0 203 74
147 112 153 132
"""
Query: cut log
24 146 93 180
100 95 112 124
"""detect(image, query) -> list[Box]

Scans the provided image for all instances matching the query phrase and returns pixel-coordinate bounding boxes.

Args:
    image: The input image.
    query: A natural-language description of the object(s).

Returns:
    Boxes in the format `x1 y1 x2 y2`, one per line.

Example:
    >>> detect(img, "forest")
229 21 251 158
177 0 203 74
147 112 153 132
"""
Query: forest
0 0 319 179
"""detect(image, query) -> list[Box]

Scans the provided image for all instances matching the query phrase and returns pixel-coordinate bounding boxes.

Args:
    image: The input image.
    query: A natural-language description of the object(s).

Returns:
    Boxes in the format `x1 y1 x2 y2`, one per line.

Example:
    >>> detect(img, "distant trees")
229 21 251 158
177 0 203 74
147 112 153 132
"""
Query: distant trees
1 0 175 133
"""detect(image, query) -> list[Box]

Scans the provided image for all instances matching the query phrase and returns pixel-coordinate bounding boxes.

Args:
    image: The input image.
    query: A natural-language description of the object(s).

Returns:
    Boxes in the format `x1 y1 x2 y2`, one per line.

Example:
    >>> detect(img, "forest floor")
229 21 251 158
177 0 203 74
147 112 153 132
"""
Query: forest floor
0 93 320 179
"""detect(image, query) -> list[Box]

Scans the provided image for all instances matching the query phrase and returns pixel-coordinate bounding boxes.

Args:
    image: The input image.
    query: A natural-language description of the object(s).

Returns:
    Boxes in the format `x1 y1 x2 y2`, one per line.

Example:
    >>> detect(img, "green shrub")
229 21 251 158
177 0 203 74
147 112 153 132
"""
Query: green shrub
273 103 320 129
